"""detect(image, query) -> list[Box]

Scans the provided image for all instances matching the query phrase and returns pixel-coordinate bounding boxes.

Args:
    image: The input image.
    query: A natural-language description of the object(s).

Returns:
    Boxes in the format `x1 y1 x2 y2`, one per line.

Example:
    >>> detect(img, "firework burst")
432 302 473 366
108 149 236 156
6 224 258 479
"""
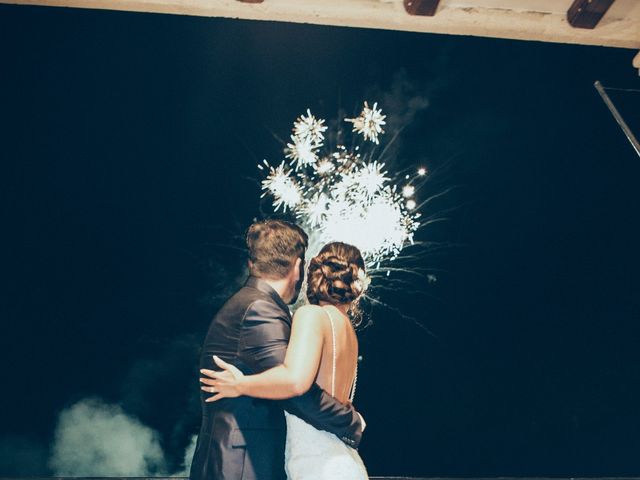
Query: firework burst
260 161 302 212
345 101 386 144
285 135 319 169
260 102 424 271
293 109 327 145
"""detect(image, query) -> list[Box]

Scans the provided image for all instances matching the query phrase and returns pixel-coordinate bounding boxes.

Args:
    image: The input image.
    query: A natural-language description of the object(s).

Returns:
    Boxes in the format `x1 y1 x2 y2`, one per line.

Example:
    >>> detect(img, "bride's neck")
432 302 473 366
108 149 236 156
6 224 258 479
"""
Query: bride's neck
318 301 350 316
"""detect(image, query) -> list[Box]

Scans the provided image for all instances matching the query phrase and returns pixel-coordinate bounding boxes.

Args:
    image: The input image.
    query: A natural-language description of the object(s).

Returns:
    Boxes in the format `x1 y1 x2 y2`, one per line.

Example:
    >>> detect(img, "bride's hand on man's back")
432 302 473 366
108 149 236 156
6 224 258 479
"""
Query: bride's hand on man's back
199 355 245 402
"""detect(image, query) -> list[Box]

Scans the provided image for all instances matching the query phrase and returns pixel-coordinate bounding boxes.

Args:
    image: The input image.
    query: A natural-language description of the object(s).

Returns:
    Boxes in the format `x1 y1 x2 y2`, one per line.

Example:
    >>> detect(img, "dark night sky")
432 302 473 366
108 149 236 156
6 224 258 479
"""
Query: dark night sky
1 4 640 477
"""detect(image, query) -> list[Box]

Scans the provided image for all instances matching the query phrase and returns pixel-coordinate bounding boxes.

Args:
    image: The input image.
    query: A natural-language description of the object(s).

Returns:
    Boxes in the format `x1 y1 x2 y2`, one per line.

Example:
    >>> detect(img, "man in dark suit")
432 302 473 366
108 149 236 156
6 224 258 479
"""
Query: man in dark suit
189 219 364 480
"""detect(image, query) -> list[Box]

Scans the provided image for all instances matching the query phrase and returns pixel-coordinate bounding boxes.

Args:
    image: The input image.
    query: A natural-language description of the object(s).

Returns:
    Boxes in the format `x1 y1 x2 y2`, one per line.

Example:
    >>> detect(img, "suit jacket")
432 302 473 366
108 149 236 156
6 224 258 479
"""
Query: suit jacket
189 276 363 480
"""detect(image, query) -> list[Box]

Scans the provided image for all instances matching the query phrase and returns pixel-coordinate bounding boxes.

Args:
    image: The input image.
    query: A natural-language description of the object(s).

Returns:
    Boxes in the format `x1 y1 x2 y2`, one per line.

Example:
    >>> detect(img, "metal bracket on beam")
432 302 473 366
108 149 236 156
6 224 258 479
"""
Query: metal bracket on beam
404 0 441 17
567 0 615 29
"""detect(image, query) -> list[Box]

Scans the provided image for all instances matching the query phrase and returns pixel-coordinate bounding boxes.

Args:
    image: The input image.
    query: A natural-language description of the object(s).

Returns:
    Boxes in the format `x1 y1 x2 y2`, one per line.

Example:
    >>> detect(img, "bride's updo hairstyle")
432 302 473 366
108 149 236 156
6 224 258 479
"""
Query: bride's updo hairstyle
306 242 368 310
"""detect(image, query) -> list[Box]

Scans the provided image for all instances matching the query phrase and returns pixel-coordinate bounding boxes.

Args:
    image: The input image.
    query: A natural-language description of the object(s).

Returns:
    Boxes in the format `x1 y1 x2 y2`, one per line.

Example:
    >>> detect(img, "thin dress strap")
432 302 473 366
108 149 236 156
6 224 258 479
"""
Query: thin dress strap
323 307 358 403
324 307 337 397
350 354 358 404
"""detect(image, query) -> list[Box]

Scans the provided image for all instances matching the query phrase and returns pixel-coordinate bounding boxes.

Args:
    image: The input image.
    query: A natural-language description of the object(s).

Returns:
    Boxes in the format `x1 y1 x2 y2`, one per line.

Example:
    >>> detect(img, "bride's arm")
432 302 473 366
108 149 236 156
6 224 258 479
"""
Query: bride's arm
200 305 325 400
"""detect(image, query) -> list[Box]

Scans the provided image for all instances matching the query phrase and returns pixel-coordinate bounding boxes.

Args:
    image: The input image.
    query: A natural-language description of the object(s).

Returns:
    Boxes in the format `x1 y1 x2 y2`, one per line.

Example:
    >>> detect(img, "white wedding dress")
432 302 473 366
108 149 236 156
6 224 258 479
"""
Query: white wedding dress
284 308 369 480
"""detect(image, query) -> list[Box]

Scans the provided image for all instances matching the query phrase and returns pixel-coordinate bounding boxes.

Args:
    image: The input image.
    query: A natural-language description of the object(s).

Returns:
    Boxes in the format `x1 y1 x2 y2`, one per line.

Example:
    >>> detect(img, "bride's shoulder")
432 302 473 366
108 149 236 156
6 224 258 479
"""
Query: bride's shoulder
292 304 328 323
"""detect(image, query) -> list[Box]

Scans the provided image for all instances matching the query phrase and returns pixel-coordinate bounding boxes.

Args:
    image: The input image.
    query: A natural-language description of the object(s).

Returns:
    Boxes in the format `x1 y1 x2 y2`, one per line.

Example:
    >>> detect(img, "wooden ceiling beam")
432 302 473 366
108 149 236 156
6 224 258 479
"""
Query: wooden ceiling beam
567 0 616 29
2 0 638 50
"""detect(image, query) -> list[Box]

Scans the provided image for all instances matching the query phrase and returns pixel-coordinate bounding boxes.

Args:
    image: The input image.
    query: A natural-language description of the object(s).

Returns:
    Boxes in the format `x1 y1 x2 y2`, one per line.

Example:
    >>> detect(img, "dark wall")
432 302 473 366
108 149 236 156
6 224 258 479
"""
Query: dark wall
1 4 640 476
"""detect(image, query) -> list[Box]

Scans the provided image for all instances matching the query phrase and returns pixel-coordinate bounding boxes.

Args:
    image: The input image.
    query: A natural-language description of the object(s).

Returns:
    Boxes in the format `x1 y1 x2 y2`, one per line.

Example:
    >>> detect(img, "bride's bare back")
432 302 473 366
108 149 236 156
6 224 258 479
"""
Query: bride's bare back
284 304 368 480
303 304 358 404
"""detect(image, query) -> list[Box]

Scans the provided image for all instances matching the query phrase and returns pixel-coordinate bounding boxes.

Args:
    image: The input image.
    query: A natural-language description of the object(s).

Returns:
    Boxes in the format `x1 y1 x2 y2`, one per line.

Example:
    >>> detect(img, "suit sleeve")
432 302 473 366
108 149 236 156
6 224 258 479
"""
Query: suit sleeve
238 299 363 448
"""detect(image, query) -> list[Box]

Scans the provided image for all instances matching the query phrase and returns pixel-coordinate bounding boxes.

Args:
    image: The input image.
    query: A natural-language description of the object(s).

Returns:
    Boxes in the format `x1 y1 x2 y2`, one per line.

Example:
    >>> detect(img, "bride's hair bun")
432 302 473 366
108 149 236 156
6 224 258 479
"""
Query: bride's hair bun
307 242 367 306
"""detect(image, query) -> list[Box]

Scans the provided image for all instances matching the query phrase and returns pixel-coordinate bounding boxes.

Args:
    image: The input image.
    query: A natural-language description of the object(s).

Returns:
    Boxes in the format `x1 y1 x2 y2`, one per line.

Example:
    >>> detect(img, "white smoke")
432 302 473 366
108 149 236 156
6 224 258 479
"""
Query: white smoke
171 434 198 477
360 70 431 137
48 397 168 476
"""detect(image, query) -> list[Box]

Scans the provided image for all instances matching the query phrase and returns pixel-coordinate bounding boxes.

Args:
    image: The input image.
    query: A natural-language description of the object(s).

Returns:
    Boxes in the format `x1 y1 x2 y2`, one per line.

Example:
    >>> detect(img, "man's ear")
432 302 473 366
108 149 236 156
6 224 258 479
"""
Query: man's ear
292 257 302 280
247 260 254 272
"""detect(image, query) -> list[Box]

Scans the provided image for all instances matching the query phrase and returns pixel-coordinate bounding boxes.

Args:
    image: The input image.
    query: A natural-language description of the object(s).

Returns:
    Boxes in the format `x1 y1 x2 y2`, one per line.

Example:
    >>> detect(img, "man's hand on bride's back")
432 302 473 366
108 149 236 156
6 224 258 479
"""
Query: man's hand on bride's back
199 355 245 402
356 411 366 432
345 400 365 432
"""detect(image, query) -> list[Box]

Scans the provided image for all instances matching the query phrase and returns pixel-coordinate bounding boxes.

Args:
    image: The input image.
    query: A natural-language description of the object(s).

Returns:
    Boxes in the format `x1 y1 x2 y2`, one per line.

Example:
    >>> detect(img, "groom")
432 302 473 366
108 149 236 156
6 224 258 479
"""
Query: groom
189 219 365 480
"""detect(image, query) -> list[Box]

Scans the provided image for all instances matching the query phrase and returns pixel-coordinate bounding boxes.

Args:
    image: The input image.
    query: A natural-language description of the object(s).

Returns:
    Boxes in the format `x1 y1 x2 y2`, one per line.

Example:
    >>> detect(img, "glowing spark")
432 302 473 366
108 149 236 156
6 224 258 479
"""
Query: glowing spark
359 162 389 197
406 199 417 210
293 109 327 146
286 135 318 169
418 167 427 176
261 161 302 212
345 101 387 144
338 161 389 199
314 159 335 175
319 189 417 264
402 185 415 198
304 192 330 227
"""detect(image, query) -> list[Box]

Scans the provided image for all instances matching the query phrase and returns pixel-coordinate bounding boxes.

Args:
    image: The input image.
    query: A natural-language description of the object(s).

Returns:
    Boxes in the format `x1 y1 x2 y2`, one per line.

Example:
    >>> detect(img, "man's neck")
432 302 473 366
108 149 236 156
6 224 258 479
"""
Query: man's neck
258 276 289 303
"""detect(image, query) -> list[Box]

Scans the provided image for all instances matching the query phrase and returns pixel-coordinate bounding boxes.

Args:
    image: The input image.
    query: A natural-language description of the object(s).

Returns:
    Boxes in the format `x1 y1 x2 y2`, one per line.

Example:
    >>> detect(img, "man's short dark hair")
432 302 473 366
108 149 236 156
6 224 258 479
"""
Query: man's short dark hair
246 219 308 279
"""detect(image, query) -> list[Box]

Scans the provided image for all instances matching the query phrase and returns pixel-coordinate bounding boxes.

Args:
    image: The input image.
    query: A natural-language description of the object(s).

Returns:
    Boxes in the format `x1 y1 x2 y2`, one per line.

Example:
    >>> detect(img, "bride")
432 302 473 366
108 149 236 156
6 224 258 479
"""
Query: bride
200 241 369 480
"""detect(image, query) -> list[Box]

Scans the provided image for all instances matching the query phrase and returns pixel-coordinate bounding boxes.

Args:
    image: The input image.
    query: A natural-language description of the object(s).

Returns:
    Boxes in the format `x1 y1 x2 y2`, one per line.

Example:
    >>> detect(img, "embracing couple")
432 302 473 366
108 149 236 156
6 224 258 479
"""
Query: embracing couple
188 219 369 480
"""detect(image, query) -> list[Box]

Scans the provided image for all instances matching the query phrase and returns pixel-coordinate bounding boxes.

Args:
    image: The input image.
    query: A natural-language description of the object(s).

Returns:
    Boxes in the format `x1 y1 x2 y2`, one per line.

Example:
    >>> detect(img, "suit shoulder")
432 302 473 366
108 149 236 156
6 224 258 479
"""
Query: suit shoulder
244 297 289 320
220 286 270 312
